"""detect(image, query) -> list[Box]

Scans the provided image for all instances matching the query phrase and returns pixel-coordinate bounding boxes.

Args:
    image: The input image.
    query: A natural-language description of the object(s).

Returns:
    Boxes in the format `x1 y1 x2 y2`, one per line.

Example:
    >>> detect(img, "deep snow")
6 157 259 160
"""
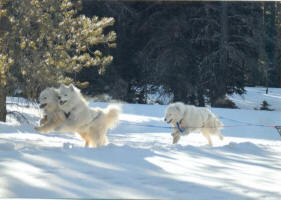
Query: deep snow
0 87 280 199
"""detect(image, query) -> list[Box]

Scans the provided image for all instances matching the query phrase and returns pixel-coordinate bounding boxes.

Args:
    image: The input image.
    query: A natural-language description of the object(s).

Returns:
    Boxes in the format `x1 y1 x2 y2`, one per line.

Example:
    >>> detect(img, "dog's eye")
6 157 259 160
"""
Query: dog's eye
64 94 67 96
44 97 47 100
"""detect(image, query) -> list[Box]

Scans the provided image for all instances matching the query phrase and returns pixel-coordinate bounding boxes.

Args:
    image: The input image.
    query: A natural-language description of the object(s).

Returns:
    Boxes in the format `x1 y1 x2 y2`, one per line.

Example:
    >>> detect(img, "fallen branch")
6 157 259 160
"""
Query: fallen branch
7 111 30 124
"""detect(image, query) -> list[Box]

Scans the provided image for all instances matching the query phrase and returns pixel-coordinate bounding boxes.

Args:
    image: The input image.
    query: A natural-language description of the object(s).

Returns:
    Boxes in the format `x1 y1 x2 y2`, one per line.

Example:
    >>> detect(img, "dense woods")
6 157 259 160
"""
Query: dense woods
1 1 281 121
80 1 281 105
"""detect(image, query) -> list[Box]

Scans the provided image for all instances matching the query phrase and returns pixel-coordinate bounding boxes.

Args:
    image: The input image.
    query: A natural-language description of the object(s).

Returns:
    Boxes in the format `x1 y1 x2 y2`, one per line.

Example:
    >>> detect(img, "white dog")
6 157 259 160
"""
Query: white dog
55 84 121 148
164 102 224 146
35 87 66 133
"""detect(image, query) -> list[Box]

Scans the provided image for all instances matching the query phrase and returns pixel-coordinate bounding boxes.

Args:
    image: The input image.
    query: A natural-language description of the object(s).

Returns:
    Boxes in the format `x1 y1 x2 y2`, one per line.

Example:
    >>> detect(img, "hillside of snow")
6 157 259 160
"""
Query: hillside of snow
0 87 280 199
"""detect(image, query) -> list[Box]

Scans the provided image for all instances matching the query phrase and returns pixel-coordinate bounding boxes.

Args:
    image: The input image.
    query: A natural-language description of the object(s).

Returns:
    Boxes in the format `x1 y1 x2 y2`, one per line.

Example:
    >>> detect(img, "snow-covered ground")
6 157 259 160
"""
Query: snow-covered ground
228 87 281 111
0 87 280 199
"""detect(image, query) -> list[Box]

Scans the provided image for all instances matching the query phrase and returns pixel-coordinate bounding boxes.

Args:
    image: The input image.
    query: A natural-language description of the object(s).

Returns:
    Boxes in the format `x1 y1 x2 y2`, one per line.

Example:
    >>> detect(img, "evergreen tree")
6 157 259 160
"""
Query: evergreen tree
0 0 116 122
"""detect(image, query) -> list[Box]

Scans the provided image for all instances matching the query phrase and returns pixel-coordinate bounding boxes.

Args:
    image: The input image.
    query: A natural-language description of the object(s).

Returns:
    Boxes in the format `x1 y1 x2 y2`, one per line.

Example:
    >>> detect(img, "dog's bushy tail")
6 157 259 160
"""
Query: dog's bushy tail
105 104 121 129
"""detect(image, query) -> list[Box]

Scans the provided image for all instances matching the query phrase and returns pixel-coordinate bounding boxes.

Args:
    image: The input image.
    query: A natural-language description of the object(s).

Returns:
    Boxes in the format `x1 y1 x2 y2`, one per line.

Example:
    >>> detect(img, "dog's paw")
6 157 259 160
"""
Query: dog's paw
172 134 181 144
34 126 42 132
39 115 48 125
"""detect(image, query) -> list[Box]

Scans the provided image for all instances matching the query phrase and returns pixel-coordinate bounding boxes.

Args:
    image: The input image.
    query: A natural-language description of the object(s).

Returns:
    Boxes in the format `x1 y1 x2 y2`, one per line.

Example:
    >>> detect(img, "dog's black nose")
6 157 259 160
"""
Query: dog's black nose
164 118 166 122
58 96 61 100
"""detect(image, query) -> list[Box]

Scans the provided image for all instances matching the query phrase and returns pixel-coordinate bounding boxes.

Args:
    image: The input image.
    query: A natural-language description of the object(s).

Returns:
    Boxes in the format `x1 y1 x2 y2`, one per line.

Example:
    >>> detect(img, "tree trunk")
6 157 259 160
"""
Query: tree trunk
0 84 7 122
275 2 281 87
211 1 228 106
220 1 228 75
264 2 277 86
198 90 205 107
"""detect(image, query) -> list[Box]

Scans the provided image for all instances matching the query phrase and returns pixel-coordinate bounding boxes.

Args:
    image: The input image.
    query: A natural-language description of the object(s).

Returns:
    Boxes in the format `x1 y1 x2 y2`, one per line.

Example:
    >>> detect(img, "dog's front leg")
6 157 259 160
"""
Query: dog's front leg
55 120 77 132
35 118 58 133
172 132 181 144
55 114 86 132
171 128 181 144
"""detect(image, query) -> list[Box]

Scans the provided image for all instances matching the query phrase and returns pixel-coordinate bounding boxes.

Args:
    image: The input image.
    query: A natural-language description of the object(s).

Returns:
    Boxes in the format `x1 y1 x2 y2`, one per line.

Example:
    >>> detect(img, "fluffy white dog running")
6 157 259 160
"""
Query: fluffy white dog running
164 102 224 146
55 84 121 148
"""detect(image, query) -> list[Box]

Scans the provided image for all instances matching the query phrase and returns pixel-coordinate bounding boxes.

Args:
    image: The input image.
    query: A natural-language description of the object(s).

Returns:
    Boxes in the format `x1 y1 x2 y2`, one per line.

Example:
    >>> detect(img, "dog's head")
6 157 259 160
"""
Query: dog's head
38 87 59 112
57 84 77 108
164 102 185 124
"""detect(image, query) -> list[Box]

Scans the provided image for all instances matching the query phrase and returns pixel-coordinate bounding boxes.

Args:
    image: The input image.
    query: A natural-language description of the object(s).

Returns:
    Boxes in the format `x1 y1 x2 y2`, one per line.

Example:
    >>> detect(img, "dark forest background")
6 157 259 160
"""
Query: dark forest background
75 1 281 106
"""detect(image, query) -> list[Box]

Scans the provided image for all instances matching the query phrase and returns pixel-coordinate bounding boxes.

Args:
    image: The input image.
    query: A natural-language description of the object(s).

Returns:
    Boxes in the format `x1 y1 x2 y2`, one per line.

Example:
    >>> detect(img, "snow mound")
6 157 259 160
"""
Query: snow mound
0 141 15 151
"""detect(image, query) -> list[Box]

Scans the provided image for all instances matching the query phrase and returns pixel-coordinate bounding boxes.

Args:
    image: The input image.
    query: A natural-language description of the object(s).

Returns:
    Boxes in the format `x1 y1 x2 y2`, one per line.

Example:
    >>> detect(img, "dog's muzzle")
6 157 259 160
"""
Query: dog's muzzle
167 119 172 124
59 100 67 105
39 103 47 109
164 118 172 124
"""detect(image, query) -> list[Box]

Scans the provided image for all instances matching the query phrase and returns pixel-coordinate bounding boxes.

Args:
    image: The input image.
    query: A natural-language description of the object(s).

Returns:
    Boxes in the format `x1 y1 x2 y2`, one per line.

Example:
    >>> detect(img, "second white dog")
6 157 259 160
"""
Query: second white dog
164 102 224 146
35 87 66 133
55 84 121 148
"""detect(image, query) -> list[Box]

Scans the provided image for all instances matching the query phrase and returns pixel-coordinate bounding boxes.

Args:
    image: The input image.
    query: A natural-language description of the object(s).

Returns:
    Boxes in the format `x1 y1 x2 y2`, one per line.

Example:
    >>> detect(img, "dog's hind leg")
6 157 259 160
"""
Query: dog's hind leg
95 129 108 147
83 136 90 147
201 129 213 146
217 131 224 140
78 132 90 147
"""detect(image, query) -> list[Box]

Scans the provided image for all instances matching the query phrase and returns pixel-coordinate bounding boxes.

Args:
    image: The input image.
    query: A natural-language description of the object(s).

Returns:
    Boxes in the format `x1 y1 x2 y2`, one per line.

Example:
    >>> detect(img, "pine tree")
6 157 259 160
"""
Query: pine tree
0 0 116 122
195 2 263 105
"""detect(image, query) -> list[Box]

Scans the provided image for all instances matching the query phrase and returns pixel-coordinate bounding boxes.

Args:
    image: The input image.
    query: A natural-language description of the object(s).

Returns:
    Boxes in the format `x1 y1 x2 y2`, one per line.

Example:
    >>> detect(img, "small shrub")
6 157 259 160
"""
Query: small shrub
91 94 112 102
260 100 274 111
212 96 238 109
